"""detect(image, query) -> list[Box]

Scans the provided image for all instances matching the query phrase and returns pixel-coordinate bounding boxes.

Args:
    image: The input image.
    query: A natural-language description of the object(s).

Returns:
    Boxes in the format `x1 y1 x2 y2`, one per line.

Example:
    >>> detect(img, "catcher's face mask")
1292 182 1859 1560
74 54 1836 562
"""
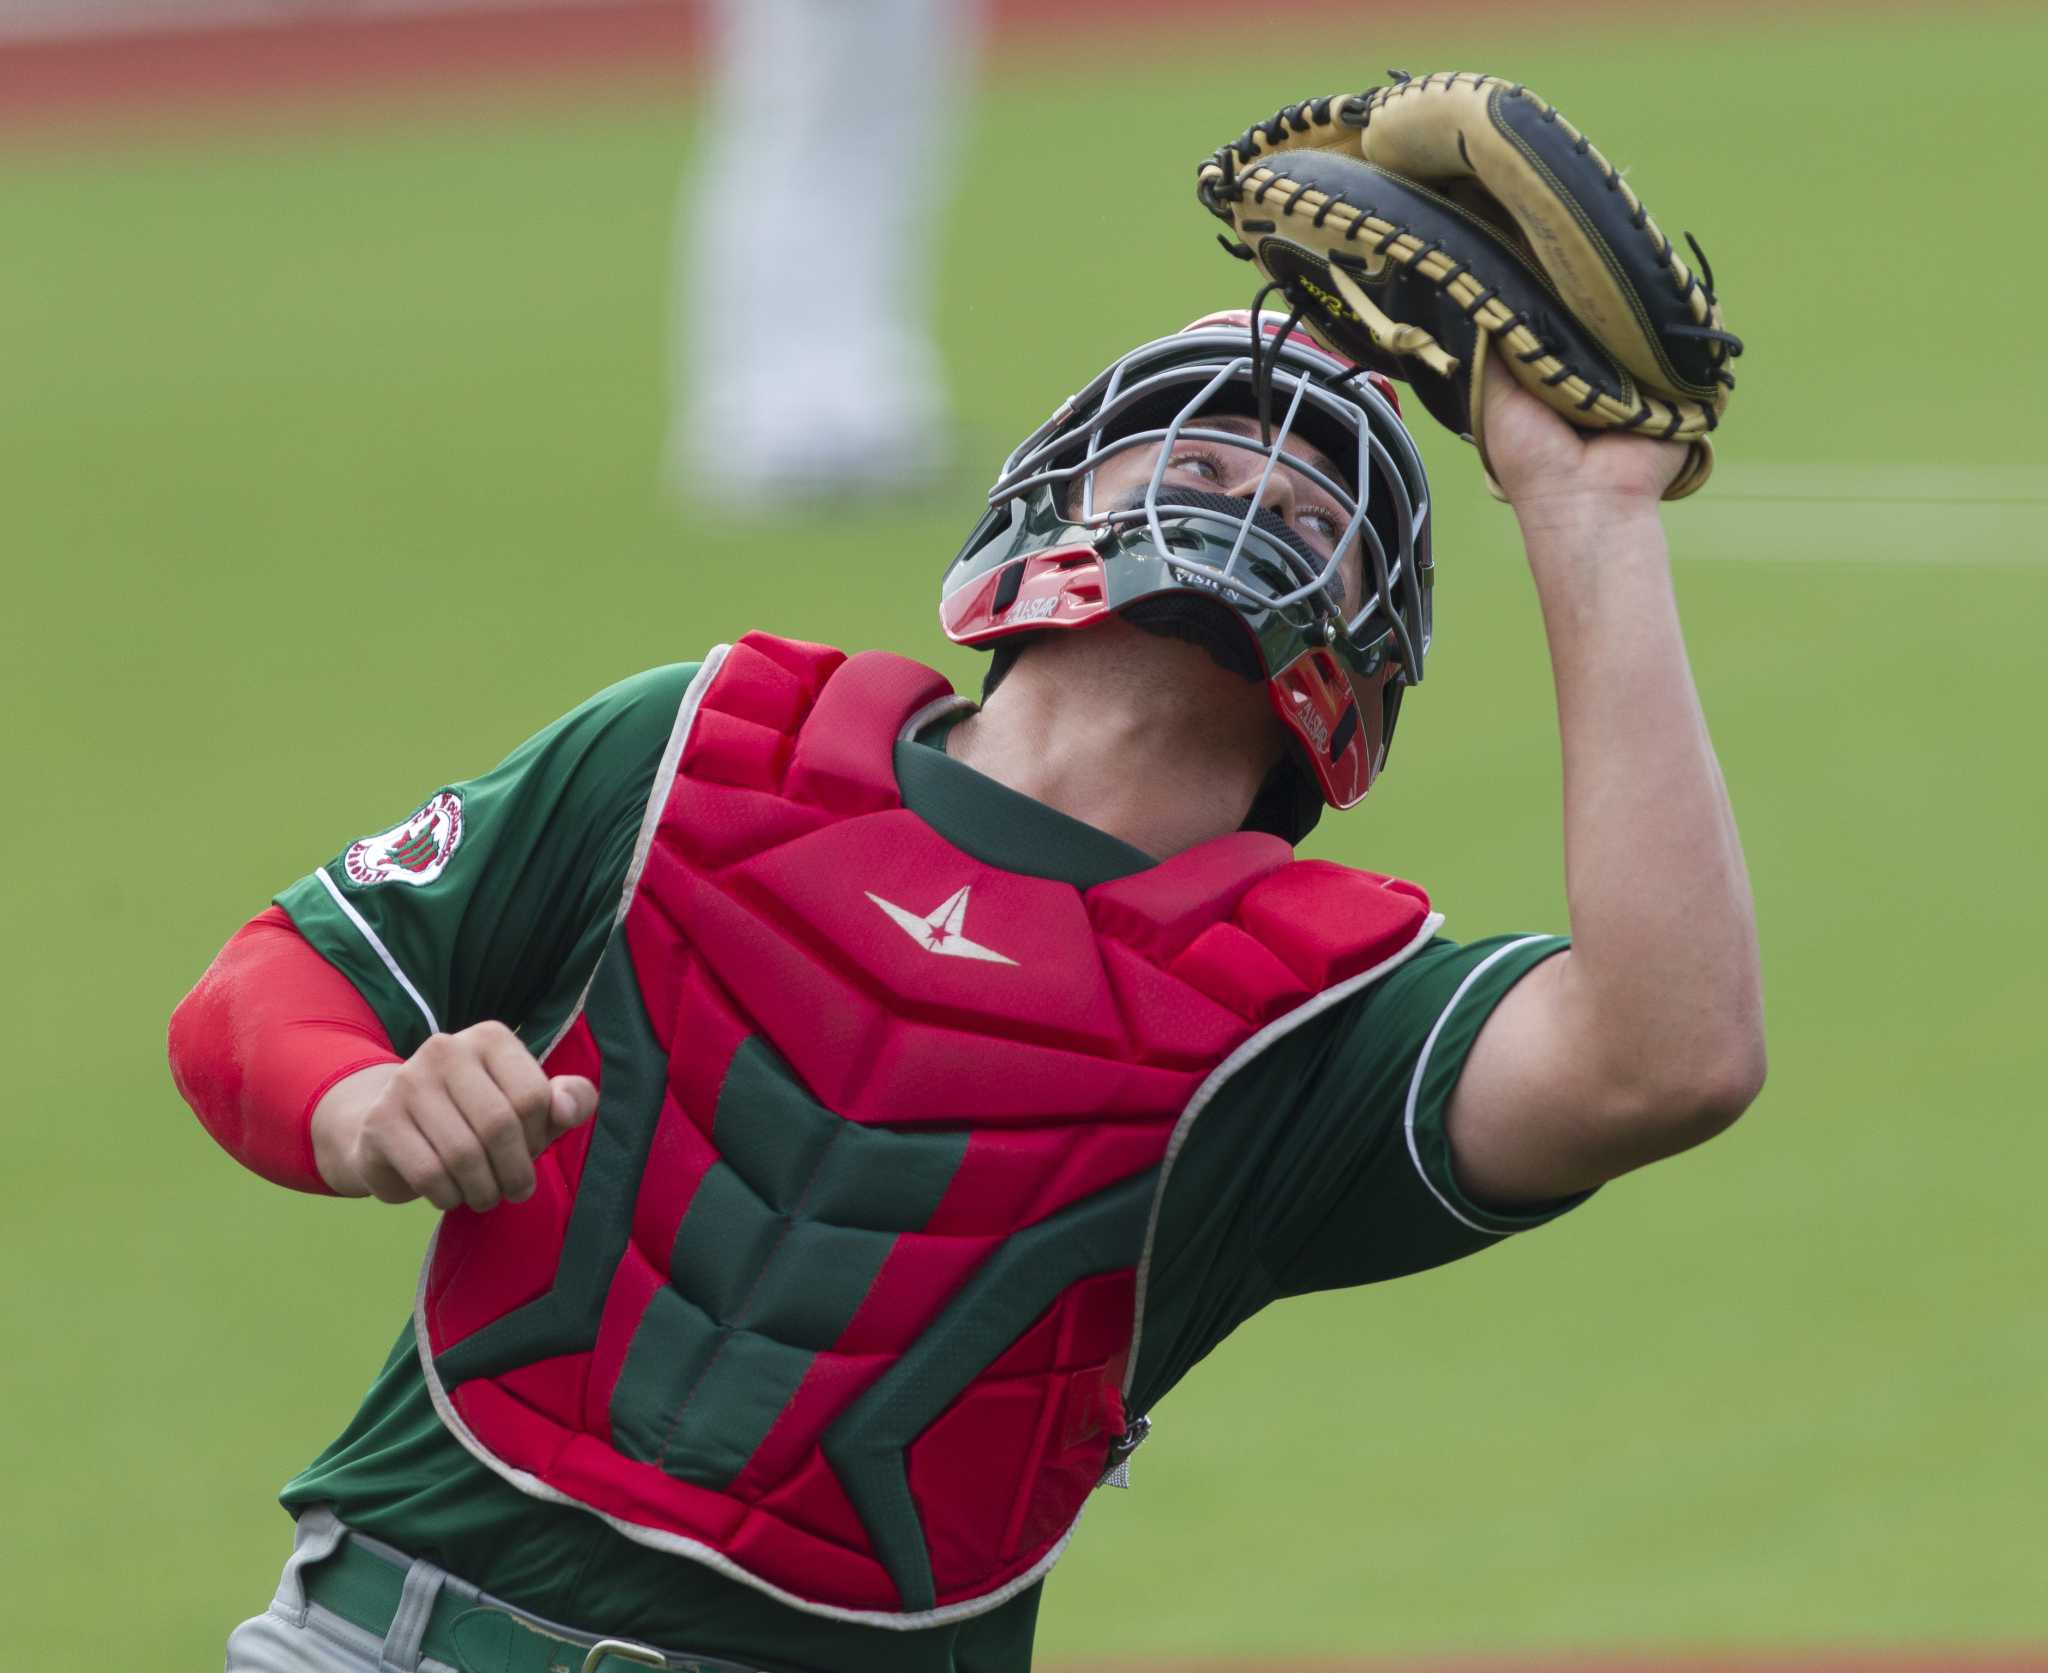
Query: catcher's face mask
941 311 1434 814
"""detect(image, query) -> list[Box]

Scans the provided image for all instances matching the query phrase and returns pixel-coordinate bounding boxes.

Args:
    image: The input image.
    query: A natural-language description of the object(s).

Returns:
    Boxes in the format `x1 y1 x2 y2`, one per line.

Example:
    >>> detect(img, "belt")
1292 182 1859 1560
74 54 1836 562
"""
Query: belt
303 1531 766 1673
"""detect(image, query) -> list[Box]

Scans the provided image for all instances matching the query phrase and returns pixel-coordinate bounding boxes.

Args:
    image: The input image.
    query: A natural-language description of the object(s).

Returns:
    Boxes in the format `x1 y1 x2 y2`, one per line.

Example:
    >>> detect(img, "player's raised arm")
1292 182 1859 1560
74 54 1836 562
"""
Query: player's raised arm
1441 363 1766 1205
1194 73 1761 1205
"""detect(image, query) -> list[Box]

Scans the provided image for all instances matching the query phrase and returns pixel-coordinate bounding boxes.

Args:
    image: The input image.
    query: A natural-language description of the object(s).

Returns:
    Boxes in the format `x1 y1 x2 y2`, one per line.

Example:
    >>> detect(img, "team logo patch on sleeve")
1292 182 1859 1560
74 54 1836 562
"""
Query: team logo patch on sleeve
343 790 464 887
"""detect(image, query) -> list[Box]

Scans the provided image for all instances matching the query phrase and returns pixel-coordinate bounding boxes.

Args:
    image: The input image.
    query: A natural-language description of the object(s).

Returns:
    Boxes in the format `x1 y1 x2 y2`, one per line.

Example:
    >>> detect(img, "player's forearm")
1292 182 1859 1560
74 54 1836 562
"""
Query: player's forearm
309 1065 400 1197
167 908 402 1193
1520 497 1765 1134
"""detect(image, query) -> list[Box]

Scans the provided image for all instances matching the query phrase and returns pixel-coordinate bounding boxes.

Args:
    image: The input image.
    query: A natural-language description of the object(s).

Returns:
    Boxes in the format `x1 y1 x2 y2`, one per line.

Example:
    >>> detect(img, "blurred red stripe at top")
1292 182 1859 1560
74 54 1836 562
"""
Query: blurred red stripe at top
0 0 1368 130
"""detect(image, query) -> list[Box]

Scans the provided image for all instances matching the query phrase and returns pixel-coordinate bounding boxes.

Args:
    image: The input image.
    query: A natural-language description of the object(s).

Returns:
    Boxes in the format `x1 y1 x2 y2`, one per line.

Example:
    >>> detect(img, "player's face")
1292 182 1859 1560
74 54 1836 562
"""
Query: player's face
1085 413 1361 604
1086 414 1397 769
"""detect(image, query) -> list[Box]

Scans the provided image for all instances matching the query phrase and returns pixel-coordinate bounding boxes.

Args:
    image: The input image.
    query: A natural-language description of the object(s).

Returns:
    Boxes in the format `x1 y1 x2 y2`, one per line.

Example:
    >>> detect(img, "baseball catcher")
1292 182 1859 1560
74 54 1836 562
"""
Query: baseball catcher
171 189 1764 1668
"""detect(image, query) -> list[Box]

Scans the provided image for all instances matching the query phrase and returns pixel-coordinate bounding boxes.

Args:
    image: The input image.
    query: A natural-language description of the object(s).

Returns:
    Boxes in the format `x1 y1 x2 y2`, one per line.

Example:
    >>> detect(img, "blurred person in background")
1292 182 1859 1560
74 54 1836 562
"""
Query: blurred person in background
172 312 1764 1673
669 0 985 507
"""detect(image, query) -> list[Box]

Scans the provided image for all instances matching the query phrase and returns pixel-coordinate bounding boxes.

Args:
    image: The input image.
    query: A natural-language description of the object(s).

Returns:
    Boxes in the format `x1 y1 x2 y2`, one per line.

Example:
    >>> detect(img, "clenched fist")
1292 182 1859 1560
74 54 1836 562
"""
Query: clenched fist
311 1020 597 1211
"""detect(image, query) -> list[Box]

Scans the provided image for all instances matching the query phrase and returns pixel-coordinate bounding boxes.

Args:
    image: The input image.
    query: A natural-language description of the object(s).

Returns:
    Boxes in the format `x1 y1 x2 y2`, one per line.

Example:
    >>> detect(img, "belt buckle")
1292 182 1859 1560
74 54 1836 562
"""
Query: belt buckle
583 1639 669 1673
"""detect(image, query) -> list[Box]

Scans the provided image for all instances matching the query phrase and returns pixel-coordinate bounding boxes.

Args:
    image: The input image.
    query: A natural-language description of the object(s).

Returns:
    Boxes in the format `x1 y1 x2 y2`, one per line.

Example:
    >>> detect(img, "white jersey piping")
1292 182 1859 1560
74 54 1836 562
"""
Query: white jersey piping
535 645 730 1062
1120 908 1445 1400
1401 932 1553 1235
897 693 977 743
314 866 441 1037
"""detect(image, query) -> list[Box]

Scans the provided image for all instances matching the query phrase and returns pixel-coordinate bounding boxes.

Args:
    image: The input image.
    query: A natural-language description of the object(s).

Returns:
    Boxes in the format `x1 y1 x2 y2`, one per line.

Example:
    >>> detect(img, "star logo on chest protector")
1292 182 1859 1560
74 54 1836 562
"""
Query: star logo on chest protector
865 884 1018 966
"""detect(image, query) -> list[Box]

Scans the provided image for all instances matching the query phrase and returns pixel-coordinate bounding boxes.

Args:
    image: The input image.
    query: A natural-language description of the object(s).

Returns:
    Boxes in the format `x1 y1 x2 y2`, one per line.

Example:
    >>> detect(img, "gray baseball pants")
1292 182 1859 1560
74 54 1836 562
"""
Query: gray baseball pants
224 1507 750 1673
224 1508 456 1673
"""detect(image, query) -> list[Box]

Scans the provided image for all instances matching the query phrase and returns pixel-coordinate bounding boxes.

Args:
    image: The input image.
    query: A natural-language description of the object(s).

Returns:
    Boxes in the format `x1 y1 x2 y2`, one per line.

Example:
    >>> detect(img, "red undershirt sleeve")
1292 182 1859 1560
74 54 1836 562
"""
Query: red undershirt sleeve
167 905 403 1194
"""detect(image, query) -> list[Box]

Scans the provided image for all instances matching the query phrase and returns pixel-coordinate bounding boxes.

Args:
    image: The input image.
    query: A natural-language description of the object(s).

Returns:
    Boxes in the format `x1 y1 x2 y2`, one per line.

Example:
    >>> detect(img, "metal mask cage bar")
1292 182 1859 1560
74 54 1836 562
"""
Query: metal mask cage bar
988 331 1432 680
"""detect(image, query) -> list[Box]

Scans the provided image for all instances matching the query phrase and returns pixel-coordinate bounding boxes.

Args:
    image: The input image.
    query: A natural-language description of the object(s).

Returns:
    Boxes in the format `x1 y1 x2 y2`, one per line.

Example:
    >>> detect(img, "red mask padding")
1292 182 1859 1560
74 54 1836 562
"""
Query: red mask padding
167 905 401 1193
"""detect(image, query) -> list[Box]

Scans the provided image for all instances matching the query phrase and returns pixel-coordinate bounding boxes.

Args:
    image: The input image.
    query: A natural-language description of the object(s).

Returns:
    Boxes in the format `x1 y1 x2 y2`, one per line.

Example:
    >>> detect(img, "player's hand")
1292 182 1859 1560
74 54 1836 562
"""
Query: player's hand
311 1021 597 1210
1479 349 1689 523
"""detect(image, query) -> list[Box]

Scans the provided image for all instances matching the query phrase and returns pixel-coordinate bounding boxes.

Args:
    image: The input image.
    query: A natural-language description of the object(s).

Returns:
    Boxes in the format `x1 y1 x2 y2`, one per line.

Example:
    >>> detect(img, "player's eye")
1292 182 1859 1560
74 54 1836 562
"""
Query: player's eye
1167 451 1221 481
1298 507 1340 542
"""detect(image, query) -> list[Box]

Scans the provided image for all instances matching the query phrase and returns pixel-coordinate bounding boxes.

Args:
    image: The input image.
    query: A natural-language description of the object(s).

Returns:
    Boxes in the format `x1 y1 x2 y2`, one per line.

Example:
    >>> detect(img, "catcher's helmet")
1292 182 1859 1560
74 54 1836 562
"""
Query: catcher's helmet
940 311 1433 828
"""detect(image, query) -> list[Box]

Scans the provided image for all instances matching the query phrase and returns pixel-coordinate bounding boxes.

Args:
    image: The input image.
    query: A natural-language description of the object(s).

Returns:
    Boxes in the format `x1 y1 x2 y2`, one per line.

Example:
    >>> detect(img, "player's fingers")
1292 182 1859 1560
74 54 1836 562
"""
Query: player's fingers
548 1076 598 1136
354 1142 416 1206
441 1051 537 1204
407 1082 504 1213
357 1112 458 1210
473 1022 556 1158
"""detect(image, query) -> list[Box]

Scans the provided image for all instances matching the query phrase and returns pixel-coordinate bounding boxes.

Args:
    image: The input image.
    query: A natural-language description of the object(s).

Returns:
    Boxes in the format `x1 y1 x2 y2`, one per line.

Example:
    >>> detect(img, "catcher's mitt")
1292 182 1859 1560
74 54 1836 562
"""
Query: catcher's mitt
1197 72 1741 500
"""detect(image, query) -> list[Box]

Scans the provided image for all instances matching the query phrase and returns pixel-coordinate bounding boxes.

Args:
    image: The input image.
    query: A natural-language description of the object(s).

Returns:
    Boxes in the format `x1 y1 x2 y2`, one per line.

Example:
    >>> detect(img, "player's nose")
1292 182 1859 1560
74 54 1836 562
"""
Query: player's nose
1221 452 1298 519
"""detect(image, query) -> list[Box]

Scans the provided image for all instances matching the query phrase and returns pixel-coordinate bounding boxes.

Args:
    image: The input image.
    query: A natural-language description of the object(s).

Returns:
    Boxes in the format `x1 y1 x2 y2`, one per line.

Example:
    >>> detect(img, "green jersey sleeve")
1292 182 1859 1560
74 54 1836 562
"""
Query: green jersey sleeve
274 664 699 1056
1130 932 1581 1412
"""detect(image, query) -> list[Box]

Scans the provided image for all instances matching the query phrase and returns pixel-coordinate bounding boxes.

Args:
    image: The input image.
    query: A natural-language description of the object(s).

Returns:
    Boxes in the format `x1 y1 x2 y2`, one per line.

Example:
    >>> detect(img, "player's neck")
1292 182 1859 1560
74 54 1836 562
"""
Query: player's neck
946 619 1285 858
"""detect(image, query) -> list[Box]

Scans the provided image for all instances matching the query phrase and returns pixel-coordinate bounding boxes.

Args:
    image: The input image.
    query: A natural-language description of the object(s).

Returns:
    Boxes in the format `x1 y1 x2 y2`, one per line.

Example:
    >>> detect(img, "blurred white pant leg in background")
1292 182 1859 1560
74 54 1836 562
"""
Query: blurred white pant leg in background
673 0 985 506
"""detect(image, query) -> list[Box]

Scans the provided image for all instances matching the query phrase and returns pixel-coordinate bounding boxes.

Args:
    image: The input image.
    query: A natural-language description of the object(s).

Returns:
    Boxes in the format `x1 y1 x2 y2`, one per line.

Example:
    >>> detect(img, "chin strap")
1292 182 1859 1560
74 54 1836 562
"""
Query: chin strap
1241 754 1325 844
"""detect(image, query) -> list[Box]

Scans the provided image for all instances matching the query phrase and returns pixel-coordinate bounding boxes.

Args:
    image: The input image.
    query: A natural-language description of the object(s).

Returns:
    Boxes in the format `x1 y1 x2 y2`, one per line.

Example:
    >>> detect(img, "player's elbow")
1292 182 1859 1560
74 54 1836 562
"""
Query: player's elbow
1715 1027 1770 1120
1700 989 1769 1123
1583 1014 1766 1174
1670 1042 1766 1146
1628 1025 1768 1159
168 971 213 1109
168 960 240 1133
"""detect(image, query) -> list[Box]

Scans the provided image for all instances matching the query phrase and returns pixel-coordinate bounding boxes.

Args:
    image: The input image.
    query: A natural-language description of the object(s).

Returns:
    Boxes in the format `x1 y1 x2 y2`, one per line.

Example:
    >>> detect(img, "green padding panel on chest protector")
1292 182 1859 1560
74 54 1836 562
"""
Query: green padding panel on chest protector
608 1035 968 1493
668 1162 798 1321
610 1287 818 1485
607 1287 727 1467
714 1036 971 1230
434 936 668 1388
823 1168 1158 1613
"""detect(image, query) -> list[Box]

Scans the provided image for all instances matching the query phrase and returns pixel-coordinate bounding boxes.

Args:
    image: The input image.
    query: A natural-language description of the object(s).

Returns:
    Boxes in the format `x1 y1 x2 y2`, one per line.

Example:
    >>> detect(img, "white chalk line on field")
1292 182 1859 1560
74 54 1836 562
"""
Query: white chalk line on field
1673 464 2048 566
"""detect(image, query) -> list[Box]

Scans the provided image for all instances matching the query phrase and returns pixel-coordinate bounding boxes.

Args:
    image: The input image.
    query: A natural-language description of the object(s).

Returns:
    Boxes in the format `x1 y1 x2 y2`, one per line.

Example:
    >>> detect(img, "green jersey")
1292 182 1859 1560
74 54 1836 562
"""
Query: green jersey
275 659 1581 1673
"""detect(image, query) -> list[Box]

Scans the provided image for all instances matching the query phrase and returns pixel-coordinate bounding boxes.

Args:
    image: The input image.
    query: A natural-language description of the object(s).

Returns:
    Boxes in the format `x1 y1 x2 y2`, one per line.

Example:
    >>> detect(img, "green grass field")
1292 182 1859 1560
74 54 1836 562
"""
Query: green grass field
3 7 2045 1667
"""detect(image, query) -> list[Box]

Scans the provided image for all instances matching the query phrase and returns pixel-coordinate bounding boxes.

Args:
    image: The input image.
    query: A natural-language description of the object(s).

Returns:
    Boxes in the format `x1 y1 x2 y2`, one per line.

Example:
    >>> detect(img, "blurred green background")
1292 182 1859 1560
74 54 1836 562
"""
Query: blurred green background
3 4 2044 1668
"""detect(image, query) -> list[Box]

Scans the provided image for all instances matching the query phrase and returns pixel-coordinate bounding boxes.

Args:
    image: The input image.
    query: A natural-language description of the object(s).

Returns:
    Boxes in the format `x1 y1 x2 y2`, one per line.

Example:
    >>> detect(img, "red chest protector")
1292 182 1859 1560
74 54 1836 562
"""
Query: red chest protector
417 633 1435 1626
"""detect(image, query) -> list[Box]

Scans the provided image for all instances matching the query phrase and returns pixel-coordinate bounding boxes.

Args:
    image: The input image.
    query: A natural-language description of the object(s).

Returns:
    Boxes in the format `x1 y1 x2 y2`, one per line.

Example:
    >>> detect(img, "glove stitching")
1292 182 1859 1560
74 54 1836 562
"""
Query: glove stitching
1485 92 1713 401
1500 78 1720 334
